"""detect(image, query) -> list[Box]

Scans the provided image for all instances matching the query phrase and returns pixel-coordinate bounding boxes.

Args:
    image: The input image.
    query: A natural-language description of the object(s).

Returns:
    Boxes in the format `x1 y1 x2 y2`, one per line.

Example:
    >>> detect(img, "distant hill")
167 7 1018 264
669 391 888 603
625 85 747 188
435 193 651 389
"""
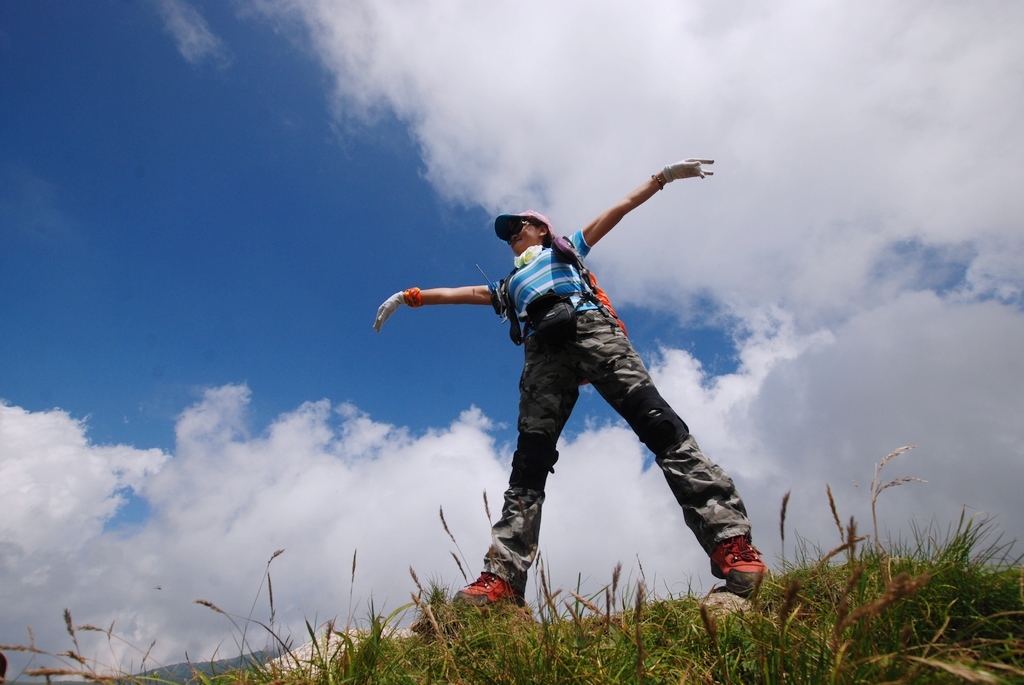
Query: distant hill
139 650 276 683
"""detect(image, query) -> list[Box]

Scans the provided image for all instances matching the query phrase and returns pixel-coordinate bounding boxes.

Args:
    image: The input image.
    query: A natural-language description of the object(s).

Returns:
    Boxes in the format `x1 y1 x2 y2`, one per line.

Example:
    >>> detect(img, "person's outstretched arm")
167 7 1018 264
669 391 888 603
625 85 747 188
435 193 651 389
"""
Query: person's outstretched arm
581 158 713 248
373 284 490 332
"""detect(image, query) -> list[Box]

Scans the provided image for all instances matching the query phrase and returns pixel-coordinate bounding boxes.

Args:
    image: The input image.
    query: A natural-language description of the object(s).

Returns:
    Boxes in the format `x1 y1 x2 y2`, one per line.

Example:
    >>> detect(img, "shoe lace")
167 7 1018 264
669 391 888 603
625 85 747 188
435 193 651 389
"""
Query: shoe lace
724 537 761 562
468 572 501 589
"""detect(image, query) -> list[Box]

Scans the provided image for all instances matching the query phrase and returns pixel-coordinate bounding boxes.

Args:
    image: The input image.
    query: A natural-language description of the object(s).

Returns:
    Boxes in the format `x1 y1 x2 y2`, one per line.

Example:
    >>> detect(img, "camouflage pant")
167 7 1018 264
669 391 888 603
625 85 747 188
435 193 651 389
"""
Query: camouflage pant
483 309 751 595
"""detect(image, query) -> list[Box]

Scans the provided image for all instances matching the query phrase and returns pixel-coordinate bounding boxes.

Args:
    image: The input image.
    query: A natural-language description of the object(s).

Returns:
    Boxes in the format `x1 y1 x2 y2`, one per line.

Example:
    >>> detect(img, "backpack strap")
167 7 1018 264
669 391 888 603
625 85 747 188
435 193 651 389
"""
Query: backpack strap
491 269 524 345
492 236 628 346
551 236 628 336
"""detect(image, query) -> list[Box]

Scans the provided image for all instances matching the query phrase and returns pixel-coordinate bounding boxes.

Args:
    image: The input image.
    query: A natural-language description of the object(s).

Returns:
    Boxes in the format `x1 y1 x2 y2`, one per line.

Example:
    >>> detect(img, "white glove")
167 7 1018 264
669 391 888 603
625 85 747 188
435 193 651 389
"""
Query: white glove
662 158 714 181
373 292 405 332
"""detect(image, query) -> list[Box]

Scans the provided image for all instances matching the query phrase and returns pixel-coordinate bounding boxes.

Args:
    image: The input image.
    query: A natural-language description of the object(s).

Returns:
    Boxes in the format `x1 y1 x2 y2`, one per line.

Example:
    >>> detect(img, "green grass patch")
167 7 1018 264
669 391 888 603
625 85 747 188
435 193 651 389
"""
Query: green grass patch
244 514 1023 684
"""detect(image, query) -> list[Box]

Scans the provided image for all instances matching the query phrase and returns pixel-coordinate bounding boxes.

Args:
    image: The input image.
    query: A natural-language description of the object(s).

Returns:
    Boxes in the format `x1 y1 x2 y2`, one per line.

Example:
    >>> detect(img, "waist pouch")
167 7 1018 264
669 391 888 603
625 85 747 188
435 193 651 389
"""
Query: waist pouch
527 294 578 347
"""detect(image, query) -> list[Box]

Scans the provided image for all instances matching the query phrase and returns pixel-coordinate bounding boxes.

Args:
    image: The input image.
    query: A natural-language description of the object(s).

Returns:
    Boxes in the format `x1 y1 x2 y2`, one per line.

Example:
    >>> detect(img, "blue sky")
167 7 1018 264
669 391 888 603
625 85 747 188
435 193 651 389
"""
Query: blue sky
3 0 1024 675
2 2 497 451
2 2 739 458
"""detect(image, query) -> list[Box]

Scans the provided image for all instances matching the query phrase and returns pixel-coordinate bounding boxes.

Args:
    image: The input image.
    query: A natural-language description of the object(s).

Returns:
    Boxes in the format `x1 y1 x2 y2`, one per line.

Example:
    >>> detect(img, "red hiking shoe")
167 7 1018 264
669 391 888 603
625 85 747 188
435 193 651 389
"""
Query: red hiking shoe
710 536 768 596
453 572 524 607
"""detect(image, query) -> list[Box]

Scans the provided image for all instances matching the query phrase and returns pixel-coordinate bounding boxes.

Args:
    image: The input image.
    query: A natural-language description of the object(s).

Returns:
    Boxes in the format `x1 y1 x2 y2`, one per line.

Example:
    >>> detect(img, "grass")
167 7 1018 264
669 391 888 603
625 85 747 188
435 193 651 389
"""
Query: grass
6 449 1024 684
255 513 1021 684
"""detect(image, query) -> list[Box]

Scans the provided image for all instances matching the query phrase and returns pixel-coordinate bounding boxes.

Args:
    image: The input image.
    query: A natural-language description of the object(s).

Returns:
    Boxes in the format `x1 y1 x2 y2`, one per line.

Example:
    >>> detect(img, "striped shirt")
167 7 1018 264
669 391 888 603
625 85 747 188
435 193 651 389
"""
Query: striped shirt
489 230 598 326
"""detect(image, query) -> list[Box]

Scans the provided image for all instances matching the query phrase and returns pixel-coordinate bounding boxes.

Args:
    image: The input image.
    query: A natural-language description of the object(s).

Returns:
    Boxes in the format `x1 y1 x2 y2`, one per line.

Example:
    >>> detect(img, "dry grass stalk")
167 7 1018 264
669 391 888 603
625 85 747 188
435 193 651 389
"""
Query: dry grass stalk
604 586 613 633
0 645 45 654
780 490 791 562
569 590 604 618
816 528 869 571
268 573 276 629
343 548 358 634
816 517 867 571
240 548 286 655
833 564 866 646
438 506 455 542
634 581 646 685
869 445 922 551
607 562 622 633
633 581 645 624
905 656 1001 684
449 552 468 583
878 445 915 470
25 668 117 683
408 567 442 639
539 562 561 618
976 661 1024 680
195 599 225 614
899 621 914 648
59 608 88 668
440 507 469 582
409 590 442 639
440 507 471 581
141 638 156 669
833 570 931 651
778 578 802 625
826 484 844 541
63 609 74 639
699 603 718 650
562 599 586 633
843 571 931 628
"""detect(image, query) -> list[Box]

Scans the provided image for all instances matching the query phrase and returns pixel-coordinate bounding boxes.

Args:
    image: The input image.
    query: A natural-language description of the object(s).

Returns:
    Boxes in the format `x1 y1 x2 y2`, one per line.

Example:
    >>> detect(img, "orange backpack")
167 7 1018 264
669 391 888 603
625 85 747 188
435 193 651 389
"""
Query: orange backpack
585 269 628 337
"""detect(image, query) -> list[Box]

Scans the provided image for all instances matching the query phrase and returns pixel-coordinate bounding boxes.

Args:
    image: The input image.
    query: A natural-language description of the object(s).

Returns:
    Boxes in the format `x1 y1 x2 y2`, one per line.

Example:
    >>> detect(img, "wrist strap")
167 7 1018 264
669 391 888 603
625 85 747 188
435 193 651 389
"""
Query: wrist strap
403 287 423 307
652 173 665 190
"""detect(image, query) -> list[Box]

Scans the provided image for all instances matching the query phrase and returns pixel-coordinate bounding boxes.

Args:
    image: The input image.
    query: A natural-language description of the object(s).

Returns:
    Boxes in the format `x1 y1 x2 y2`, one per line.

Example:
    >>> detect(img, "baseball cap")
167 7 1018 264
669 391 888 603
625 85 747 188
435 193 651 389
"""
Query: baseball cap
494 210 552 242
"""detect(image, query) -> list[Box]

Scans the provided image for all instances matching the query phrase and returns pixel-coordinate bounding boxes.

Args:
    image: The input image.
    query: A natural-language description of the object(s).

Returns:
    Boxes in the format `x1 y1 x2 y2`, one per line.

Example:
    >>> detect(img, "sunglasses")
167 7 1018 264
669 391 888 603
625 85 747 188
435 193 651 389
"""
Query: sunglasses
507 218 541 244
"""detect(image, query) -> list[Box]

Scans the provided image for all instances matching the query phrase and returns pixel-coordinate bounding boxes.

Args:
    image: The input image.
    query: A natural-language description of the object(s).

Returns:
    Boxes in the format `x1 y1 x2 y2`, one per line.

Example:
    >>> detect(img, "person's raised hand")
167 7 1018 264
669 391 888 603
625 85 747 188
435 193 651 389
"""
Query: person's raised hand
373 292 405 332
662 158 714 181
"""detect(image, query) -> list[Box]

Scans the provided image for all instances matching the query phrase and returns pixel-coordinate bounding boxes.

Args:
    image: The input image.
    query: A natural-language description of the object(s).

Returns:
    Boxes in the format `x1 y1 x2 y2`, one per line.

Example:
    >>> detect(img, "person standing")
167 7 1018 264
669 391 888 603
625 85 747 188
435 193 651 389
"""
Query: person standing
374 158 767 603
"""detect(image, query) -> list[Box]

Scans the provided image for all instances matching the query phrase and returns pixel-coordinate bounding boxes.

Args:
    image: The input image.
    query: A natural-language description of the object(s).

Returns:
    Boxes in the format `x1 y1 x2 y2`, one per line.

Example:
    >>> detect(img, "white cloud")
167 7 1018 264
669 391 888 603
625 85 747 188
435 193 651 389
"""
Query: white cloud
257 0 1024 329
156 0 231 67
739 292 1024 551
0 403 167 556
0 388 513 673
